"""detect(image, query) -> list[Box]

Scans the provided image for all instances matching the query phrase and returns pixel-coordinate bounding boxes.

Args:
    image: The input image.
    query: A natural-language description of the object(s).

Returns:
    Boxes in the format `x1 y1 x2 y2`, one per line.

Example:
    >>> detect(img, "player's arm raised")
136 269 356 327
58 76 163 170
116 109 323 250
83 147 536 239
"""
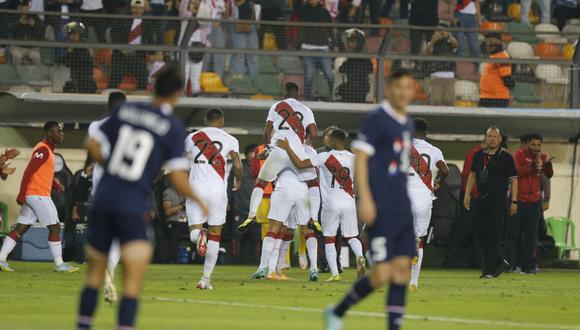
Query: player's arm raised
353 149 376 225
230 151 244 191
276 138 313 169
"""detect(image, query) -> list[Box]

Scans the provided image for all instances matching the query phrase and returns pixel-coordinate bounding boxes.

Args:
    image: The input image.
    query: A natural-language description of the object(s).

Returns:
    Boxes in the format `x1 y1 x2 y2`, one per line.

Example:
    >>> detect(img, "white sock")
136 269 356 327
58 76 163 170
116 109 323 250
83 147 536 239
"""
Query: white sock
48 241 64 266
190 229 200 244
308 186 321 221
248 187 264 219
325 243 339 276
347 238 364 258
0 236 17 262
259 235 276 270
203 239 220 279
268 239 282 274
277 240 292 273
107 239 121 274
410 248 424 287
306 236 318 272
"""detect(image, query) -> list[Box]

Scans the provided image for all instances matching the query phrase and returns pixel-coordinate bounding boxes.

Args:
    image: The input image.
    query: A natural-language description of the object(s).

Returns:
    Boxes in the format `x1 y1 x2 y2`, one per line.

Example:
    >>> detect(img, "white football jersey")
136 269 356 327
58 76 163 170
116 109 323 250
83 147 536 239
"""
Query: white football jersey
407 138 446 197
266 98 316 156
185 127 239 192
299 144 318 182
88 117 109 196
315 149 356 209
276 168 309 194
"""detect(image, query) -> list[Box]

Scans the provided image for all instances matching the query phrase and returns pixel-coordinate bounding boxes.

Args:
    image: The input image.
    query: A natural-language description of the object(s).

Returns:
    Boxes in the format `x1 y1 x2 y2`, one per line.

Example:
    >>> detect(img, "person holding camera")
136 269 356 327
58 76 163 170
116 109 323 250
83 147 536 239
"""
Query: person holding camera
464 126 518 278
426 24 458 106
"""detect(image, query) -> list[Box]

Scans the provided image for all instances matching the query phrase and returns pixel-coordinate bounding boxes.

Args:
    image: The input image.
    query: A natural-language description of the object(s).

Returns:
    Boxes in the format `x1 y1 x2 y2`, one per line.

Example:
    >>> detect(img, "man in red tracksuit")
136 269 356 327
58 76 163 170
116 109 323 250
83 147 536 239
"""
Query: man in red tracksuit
505 133 554 274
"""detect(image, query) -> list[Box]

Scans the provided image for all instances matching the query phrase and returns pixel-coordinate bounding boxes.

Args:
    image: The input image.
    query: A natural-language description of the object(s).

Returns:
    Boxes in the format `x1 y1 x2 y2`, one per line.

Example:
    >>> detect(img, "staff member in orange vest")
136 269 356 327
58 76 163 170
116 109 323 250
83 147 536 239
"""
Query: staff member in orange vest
0 122 79 273
479 33 515 108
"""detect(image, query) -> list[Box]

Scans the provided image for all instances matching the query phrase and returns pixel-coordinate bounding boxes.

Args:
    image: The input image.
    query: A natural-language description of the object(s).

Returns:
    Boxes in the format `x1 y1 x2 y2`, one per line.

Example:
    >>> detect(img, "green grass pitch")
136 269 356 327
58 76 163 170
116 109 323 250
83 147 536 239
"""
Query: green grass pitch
1 262 580 330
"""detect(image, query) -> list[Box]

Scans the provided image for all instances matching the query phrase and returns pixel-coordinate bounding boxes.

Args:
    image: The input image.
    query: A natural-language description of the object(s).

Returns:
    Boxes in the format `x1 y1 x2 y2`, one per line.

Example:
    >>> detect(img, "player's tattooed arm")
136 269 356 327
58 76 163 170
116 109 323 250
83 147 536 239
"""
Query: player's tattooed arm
354 149 376 225
276 139 313 169
264 121 274 144
230 151 244 191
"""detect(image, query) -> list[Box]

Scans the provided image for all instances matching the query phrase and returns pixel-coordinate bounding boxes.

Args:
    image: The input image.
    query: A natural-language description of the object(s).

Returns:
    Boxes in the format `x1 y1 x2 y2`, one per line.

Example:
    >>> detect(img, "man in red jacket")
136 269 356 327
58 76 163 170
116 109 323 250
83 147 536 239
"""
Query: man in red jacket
505 133 554 274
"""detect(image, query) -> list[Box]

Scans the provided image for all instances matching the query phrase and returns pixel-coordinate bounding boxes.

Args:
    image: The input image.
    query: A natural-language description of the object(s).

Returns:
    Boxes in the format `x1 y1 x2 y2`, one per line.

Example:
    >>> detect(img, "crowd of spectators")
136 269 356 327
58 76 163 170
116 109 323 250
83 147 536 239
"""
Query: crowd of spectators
0 0 578 105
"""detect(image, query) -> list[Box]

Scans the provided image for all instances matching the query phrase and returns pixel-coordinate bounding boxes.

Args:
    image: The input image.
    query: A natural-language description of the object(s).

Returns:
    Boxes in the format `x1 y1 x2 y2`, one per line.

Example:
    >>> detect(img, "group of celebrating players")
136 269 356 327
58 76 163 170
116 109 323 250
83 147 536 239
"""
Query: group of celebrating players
0 66 447 330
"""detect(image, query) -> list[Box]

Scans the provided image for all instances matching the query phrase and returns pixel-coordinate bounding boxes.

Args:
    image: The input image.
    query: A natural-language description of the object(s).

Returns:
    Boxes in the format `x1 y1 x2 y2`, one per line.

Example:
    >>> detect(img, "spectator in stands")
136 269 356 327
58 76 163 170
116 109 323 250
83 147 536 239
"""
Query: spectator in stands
257 0 288 50
228 0 259 78
506 133 554 274
426 25 458 106
381 0 408 20
0 148 20 180
202 0 226 78
479 33 514 108
336 28 372 103
162 180 187 264
147 51 167 90
79 0 106 42
9 0 44 67
230 144 261 264
294 0 335 100
409 0 438 57
554 0 580 30
454 0 481 58
110 0 151 90
148 0 169 45
45 0 81 60
521 0 550 26
62 21 97 93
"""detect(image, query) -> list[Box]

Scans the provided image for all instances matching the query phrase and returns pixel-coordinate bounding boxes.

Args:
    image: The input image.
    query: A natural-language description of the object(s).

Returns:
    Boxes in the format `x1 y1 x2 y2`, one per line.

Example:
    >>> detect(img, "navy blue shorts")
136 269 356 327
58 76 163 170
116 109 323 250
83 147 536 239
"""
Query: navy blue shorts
87 208 150 253
367 213 416 264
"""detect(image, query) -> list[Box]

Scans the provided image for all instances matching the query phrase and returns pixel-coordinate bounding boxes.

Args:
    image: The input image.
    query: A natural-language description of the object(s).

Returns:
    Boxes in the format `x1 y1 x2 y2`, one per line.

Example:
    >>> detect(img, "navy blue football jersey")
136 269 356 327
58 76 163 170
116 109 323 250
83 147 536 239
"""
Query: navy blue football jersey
92 102 188 213
352 102 413 221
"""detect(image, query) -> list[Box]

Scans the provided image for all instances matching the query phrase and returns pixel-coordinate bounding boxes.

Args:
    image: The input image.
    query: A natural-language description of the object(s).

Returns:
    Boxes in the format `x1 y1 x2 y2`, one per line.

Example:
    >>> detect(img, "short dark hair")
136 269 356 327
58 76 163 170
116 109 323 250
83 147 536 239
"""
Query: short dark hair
414 117 428 134
244 144 258 156
386 68 414 85
153 67 183 98
285 82 299 94
519 134 530 144
107 91 126 111
528 133 543 142
323 125 338 137
44 121 60 132
205 108 224 123
329 128 347 142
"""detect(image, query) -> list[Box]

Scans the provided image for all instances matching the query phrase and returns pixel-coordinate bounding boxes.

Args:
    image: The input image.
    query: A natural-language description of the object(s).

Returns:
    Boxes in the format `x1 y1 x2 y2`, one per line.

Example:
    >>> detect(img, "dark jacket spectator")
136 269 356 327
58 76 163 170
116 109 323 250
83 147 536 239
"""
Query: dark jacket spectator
336 28 372 103
9 1 44 66
62 21 97 93
293 0 334 48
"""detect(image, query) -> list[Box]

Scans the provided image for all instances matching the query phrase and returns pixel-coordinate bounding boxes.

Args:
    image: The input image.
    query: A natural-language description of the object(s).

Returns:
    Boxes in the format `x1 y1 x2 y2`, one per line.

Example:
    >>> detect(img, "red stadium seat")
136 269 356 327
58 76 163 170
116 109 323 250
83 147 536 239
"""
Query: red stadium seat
535 43 564 59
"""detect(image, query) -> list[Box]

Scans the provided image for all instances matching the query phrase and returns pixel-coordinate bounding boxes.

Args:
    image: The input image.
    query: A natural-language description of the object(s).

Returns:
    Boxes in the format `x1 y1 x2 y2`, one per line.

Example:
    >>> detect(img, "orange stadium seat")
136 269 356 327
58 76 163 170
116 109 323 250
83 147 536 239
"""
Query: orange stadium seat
164 29 176 45
250 93 275 100
413 81 429 102
481 21 505 32
93 67 108 90
94 49 112 67
507 3 521 21
534 43 564 59
262 32 278 50
371 58 391 78
200 72 230 94
379 17 392 37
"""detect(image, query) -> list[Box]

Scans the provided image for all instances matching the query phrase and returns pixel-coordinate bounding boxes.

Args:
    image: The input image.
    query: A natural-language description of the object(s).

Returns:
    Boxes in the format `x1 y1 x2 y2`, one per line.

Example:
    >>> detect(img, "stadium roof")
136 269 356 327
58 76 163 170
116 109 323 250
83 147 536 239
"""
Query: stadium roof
1 92 579 141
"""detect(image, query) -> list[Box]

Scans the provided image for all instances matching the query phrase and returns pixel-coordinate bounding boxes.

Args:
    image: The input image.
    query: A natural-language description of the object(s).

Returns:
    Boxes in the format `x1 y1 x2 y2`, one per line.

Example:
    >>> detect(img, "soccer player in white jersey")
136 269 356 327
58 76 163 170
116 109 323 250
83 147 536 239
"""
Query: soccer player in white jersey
315 128 366 282
87 91 126 305
407 118 449 292
239 83 318 229
185 108 243 290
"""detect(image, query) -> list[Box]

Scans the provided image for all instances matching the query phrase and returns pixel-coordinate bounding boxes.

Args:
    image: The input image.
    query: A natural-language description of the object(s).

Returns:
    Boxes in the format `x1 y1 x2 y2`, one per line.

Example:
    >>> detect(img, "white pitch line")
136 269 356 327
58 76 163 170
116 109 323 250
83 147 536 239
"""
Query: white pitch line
151 296 580 330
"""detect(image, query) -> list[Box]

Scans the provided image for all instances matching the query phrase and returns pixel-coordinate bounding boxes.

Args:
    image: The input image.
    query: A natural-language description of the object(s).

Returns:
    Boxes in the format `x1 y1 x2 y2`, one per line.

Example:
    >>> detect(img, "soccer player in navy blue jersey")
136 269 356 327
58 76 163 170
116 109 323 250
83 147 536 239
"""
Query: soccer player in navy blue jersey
324 69 417 330
77 68 208 330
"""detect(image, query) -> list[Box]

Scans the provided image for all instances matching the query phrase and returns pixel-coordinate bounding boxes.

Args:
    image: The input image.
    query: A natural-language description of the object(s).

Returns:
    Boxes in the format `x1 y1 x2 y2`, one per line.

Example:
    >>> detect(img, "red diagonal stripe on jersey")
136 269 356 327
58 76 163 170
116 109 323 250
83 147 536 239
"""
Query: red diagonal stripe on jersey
193 131 226 180
275 101 306 143
324 154 355 198
128 22 142 44
410 145 433 192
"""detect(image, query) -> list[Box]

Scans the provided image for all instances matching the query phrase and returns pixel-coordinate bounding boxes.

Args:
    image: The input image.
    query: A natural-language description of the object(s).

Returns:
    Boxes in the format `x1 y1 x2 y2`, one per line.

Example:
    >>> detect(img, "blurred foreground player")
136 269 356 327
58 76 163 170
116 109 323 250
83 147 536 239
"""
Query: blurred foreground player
325 70 416 330
77 68 208 329
185 108 243 290
0 122 78 273
87 91 127 305
407 118 448 292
